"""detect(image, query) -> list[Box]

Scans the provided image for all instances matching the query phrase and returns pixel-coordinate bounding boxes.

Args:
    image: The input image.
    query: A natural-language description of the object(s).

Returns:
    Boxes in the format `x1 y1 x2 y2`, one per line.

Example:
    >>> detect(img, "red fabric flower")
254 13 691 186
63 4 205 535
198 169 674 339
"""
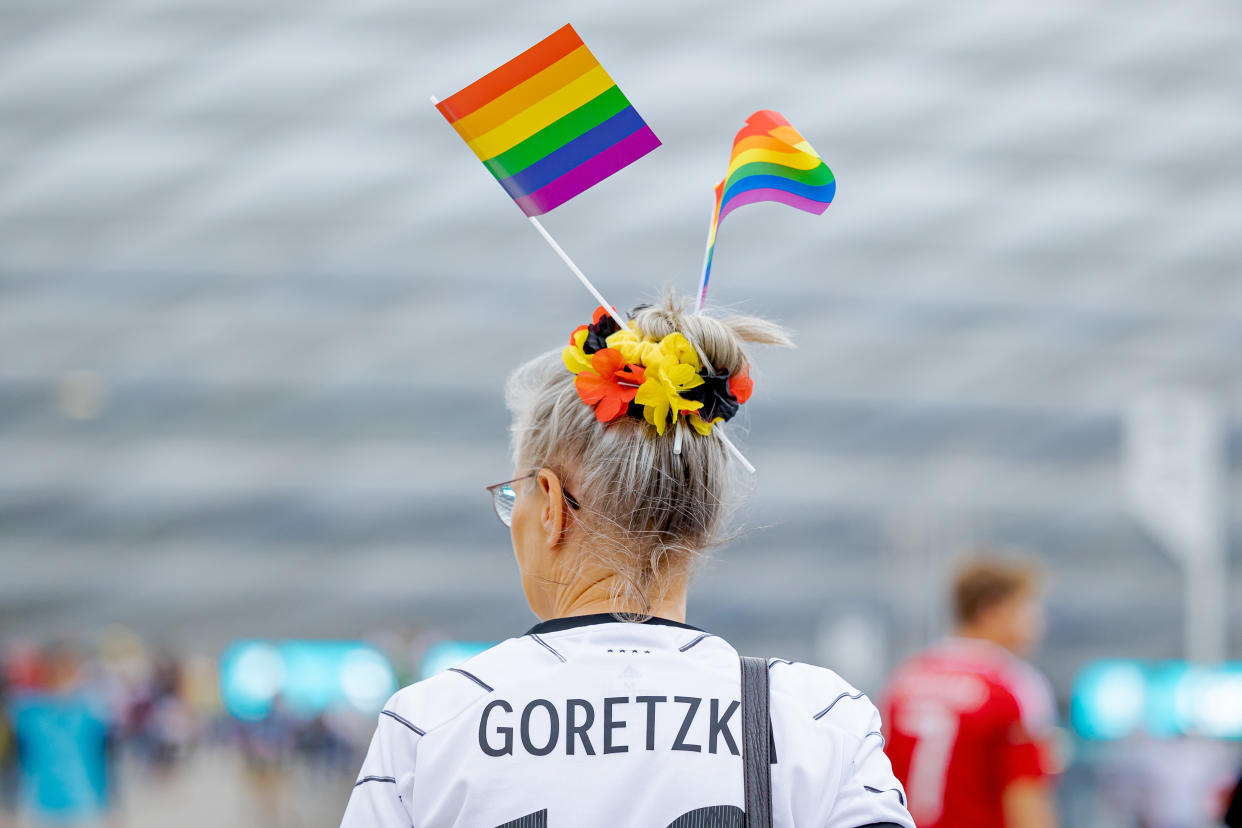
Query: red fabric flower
574 348 646 423
568 324 588 346
729 364 754 404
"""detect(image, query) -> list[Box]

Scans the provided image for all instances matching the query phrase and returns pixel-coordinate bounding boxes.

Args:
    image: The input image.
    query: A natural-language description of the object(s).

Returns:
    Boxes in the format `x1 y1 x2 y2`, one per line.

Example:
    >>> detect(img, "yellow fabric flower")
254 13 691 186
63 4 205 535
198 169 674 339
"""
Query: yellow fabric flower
635 379 703 434
658 332 701 373
561 327 591 374
604 327 662 368
687 413 722 436
633 333 705 435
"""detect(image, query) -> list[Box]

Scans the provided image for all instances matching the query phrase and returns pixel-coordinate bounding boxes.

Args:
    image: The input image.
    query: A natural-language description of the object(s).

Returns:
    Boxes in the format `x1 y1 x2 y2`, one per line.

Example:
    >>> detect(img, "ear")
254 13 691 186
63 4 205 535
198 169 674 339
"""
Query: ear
535 469 568 548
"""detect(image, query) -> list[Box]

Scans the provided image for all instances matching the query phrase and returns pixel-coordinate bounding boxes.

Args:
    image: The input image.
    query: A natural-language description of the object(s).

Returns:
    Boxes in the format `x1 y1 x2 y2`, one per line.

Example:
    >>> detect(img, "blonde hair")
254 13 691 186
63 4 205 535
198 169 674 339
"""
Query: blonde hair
504 292 793 619
953 557 1043 625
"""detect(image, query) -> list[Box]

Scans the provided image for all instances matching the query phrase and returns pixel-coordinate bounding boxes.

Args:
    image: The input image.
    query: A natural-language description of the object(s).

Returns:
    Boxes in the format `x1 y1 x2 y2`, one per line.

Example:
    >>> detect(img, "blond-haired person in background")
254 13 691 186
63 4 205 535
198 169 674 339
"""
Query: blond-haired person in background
882 558 1059 828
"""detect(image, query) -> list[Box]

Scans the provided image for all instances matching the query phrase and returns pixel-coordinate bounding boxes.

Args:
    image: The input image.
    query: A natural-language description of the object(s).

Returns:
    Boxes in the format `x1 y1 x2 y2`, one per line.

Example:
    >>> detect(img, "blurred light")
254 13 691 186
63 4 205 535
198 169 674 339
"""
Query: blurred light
341 648 397 713
1143 662 1186 738
219 640 396 721
220 641 284 722
1072 660 1242 740
1071 660 1145 740
419 641 494 679
1175 664 1242 738
280 641 342 718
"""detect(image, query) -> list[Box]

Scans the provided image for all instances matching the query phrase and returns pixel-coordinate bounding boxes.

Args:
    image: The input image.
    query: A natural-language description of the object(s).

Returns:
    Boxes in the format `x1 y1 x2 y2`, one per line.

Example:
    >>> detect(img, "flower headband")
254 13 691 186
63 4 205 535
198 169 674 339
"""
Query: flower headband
562 306 753 437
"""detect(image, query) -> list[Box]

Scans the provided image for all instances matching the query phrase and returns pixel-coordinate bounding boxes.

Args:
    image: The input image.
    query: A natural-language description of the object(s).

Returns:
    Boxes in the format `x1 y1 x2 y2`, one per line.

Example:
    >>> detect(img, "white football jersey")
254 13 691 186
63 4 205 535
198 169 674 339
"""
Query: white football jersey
341 615 913 827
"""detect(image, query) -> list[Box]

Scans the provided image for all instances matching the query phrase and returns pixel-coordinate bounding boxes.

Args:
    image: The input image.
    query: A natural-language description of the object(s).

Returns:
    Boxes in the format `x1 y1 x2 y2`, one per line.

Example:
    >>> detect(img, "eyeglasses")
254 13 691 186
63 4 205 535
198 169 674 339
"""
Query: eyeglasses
486 470 581 527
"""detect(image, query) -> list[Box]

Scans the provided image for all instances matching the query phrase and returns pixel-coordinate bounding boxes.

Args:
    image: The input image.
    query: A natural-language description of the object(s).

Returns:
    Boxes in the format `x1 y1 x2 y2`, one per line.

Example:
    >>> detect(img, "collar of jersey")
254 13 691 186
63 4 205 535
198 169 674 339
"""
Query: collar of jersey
526 613 704 636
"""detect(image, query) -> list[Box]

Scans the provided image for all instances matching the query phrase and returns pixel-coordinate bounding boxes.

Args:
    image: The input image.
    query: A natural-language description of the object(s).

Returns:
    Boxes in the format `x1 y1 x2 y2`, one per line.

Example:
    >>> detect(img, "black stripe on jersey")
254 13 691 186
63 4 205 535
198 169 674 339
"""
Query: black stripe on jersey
768 658 795 669
678 632 716 652
864 729 886 747
448 666 494 692
857 824 906 828
666 805 744 826
354 775 396 787
381 709 426 736
863 786 907 806
528 633 567 663
813 690 866 720
495 809 548 828
526 613 703 636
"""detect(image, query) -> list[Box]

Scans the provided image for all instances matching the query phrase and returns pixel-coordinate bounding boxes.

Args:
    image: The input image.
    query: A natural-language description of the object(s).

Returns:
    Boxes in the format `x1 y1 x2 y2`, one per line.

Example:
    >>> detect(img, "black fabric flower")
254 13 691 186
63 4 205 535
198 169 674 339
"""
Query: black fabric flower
583 313 621 354
682 373 740 423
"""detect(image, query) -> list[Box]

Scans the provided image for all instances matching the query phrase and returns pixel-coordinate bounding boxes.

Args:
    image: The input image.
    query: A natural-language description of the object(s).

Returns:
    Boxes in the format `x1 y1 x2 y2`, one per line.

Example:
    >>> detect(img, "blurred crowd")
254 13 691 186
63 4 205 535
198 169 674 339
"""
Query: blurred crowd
0 628 376 827
1 622 1239 827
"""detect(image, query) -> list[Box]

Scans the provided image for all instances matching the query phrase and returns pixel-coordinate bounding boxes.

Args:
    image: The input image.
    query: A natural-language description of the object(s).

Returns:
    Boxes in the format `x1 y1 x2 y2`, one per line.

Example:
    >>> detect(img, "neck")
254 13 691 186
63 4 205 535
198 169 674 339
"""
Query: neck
955 625 1013 654
544 570 688 623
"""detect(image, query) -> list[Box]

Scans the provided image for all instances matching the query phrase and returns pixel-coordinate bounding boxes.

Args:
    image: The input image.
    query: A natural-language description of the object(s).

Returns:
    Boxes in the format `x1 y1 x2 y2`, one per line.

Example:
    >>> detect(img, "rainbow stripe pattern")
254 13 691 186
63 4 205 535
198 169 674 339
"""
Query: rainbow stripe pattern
700 110 835 307
435 24 660 217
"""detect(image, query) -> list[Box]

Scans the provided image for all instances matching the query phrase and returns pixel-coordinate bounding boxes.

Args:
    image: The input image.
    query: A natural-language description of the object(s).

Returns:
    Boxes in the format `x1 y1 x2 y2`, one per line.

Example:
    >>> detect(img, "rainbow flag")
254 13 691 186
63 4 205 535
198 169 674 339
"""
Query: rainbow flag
698 110 835 308
435 24 660 217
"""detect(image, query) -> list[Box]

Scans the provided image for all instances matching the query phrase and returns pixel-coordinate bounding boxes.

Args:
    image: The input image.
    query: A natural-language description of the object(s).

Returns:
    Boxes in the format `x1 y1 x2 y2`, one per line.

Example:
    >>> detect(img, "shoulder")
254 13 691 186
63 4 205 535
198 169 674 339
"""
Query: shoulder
992 657 1056 732
767 660 912 823
767 659 881 741
380 635 560 737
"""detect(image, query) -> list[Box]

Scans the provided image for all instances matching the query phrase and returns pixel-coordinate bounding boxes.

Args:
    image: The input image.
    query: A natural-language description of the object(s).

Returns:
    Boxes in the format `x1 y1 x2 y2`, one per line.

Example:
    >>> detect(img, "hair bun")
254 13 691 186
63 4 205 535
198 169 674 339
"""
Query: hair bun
504 289 794 617
629 291 793 378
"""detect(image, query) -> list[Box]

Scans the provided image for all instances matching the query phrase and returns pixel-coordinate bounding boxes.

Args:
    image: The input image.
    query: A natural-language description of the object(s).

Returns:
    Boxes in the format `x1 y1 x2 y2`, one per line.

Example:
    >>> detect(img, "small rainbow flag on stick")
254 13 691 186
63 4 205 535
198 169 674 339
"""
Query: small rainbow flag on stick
435 24 661 217
696 110 836 311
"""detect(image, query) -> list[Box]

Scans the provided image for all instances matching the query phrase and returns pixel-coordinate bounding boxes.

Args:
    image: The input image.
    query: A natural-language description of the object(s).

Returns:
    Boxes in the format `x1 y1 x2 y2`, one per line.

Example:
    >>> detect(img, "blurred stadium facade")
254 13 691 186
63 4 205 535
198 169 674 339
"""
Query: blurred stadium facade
1 0 1240 823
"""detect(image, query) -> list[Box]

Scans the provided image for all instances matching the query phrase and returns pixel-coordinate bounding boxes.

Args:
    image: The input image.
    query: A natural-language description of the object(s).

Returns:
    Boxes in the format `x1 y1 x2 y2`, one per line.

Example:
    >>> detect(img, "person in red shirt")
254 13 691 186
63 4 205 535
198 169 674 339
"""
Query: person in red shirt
882 558 1059 828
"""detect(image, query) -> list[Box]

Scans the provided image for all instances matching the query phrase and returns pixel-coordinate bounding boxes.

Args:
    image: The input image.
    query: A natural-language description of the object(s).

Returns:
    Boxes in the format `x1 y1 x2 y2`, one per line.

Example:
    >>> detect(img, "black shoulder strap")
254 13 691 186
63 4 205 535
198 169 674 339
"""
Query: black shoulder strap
739 655 772 828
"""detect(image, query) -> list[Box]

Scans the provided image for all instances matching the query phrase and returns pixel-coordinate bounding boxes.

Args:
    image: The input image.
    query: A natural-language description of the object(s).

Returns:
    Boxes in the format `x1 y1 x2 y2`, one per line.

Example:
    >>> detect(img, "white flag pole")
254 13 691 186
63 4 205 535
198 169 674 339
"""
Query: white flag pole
527 217 630 331
717 427 756 474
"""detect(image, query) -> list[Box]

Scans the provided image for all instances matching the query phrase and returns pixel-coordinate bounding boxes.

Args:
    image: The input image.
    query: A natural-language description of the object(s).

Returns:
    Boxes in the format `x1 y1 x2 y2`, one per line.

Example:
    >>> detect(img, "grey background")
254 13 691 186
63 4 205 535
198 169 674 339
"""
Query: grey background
2 0 1241 697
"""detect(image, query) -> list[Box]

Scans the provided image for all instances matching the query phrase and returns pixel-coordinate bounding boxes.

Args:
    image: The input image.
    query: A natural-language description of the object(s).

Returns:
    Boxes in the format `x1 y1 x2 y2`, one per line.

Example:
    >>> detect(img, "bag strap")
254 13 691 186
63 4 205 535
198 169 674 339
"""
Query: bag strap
739 655 773 828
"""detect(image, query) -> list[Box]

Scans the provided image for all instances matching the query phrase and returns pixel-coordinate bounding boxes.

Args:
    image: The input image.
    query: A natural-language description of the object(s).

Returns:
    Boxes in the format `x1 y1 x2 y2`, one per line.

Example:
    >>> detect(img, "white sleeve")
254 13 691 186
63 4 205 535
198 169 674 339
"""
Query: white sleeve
340 706 420 828
826 702 914 828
